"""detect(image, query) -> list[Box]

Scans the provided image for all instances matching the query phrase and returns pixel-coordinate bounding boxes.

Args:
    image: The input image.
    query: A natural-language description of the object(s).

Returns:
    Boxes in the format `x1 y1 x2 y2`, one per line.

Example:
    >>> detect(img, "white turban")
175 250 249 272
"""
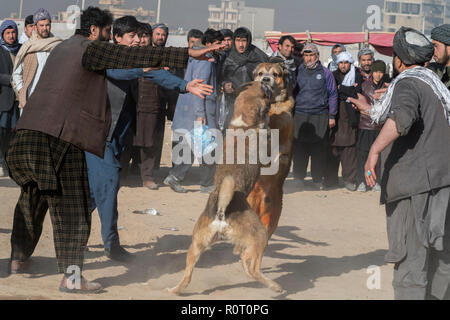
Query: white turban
336 52 356 87
335 51 354 64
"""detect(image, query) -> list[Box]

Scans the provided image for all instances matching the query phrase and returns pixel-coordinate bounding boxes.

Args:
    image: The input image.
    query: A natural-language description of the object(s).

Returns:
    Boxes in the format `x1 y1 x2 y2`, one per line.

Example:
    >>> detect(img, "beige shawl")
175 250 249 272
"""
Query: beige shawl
11 31 62 107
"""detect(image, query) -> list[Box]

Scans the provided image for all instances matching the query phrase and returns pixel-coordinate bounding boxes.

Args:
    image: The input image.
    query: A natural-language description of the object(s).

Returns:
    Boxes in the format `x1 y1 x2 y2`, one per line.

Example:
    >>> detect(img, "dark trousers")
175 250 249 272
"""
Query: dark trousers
356 129 380 186
387 187 450 300
324 145 357 186
0 126 13 170
85 142 121 250
170 141 215 187
10 144 91 274
140 146 158 182
292 138 327 183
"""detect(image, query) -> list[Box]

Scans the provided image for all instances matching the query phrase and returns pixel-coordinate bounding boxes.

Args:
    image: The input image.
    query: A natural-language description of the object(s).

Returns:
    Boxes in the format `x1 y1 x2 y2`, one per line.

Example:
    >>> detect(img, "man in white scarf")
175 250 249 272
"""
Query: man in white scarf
349 27 450 300
324 51 363 191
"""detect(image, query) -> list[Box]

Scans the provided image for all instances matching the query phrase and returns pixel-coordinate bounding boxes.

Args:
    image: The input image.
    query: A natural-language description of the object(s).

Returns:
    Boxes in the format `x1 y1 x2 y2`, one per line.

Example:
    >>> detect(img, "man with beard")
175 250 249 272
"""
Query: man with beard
429 24 450 89
0 20 21 177
327 44 346 73
220 27 268 130
349 27 450 300
324 51 363 191
12 8 62 110
357 47 374 81
220 29 233 53
292 43 338 190
5 6 222 293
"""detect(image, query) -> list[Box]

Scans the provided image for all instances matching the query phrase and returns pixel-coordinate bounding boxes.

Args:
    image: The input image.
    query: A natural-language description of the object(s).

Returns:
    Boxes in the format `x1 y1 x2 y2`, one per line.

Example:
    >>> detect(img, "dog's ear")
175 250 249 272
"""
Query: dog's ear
253 63 263 80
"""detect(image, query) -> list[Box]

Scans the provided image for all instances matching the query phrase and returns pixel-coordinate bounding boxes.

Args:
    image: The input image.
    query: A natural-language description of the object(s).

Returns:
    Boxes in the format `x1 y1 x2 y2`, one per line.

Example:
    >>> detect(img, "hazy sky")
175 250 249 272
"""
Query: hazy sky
1 0 385 32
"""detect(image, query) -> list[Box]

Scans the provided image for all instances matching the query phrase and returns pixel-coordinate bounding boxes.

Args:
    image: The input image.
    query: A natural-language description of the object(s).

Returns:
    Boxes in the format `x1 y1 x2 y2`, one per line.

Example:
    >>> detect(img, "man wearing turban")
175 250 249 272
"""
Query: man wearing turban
12 8 62 110
349 27 450 300
429 24 450 89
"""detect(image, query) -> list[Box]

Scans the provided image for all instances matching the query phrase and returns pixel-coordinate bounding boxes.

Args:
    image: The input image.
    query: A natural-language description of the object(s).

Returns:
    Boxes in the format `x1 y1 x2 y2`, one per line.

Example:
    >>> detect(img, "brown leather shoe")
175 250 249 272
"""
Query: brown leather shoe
59 276 102 294
8 259 30 275
143 180 159 190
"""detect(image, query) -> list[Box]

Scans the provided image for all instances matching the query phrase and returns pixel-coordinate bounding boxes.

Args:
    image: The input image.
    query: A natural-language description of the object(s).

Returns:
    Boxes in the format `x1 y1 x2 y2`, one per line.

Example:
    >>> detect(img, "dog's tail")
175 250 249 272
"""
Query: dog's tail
217 175 235 220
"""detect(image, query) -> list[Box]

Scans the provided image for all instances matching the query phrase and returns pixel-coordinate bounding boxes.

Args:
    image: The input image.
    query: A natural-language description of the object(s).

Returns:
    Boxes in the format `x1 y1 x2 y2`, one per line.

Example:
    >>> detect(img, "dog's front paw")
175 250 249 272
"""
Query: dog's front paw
271 284 285 294
166 286 182 295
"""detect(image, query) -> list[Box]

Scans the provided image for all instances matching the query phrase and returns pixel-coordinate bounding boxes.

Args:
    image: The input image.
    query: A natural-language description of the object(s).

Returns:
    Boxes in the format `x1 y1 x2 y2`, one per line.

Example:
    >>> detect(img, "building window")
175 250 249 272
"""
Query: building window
386 1 400 13
423 4 444 17
388 28 396 32
389 15 396 24
401 3 421 15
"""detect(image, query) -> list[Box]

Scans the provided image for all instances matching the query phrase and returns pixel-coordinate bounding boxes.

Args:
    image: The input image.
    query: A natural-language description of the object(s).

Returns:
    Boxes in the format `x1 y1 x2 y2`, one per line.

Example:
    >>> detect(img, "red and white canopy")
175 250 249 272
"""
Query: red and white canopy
265 31 395 56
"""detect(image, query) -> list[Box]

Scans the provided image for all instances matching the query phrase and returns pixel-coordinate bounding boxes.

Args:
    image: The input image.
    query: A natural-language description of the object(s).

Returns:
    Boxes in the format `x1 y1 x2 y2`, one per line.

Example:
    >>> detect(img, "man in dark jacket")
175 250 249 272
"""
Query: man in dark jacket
429 24 450 89
350 27 450 300
356 60 386 192
219 27 268 130
292 43 338 190
0 20 20 177
324 51 363 191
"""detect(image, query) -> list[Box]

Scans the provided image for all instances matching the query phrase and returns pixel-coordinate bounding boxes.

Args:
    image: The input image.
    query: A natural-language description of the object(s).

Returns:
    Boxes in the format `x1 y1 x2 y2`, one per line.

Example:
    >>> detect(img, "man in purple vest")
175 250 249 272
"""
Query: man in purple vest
292 43 338 190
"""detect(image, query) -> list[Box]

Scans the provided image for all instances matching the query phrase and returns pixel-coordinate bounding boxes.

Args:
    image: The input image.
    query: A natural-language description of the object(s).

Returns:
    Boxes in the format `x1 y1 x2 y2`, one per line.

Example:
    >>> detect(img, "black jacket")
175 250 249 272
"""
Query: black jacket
333 69 363 128
0 47 16 112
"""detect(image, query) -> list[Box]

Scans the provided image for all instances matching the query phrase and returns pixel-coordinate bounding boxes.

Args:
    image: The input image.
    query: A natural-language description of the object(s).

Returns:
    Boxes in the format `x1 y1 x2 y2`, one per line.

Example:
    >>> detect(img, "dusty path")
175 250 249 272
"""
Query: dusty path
0 125 393 300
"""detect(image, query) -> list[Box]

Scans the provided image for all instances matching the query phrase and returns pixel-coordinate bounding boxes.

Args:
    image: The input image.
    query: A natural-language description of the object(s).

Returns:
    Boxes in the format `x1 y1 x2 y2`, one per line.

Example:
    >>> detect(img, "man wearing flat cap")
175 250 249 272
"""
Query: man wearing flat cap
349 27 450 300
430 24 450 89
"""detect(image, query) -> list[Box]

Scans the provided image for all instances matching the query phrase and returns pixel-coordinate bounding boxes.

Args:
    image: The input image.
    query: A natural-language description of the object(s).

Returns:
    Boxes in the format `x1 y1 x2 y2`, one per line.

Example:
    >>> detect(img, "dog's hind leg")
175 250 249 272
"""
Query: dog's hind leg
240 250 252 278
167 218 214 294
246 245 284 293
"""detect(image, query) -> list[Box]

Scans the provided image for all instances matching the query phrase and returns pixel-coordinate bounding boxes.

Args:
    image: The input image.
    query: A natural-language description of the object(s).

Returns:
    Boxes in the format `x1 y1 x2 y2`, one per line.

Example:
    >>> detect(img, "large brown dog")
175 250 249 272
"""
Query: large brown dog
247 62 295 239
168 78 284 294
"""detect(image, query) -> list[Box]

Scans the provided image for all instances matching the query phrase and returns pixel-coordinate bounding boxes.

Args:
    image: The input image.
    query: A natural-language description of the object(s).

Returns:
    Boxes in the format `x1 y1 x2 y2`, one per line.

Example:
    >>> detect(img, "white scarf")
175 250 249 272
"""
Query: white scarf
336 52 356 87
371 66 450 126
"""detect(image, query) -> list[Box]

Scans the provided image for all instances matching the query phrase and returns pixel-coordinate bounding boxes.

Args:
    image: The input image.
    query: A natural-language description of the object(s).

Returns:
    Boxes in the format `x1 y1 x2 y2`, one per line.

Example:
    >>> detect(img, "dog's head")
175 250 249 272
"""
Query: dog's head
253 62 289 95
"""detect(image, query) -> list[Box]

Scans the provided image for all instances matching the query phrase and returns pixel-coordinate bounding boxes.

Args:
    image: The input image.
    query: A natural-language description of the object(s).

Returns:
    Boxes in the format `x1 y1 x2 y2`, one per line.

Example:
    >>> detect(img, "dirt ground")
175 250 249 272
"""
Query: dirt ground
0 123 394 300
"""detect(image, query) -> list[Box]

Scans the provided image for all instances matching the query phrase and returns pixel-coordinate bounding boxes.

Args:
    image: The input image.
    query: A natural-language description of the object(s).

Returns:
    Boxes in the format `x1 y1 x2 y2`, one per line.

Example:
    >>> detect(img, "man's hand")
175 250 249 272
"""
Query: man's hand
364 151 379 188
186 79 214 99
373 87 388 101
347 93 371 112
143 67 161 73
224 82 233 94
143 66 171 73
188 43 226 62
329 119 336 129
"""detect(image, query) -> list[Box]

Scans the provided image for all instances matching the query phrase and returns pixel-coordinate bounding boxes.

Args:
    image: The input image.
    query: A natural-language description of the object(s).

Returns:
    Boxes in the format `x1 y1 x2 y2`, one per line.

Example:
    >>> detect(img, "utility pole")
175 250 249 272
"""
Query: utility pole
19 0 23 19
156 0 161 23
250 11 256 36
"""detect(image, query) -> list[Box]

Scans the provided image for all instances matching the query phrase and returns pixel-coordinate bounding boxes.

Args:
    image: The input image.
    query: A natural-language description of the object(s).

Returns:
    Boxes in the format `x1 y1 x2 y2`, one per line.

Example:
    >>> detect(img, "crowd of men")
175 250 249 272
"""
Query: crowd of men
0 6 449 299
